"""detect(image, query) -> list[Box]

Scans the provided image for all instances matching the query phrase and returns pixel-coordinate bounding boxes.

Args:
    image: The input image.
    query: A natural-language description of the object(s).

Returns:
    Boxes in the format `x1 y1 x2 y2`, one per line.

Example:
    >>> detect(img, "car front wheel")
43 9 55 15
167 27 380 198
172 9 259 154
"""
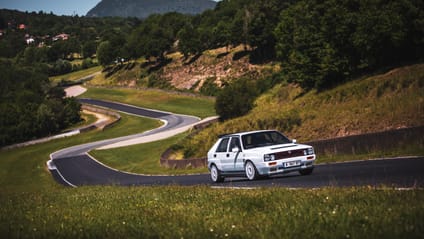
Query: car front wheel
210 164 224 183
245 161 258 180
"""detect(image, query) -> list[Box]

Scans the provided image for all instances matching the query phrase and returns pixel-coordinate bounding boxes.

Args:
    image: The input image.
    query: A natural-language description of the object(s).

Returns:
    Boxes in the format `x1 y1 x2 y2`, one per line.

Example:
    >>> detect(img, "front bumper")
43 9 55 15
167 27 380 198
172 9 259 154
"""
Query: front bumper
256 156 316 176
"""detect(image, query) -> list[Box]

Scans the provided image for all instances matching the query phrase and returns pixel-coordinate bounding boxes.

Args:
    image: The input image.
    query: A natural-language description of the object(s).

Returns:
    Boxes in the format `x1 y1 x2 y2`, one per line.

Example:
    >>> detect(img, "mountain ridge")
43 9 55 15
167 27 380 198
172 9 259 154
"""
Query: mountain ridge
86 0 217 18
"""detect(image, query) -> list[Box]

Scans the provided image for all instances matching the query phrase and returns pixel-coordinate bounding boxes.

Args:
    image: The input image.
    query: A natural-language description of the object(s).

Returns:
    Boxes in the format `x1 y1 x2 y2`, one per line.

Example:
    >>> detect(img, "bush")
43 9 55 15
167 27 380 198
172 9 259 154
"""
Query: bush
215 78 259 120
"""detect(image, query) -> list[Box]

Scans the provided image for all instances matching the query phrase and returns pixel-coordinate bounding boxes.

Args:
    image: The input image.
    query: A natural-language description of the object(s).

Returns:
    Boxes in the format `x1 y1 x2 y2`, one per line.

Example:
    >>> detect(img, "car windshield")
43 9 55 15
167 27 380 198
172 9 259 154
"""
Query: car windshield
241 131 291 149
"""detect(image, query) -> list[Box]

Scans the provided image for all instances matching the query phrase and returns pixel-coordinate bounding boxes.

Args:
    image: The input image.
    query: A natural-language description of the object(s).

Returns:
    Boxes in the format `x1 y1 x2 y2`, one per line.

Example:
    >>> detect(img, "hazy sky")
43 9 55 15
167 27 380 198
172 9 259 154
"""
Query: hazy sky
0 0 101 16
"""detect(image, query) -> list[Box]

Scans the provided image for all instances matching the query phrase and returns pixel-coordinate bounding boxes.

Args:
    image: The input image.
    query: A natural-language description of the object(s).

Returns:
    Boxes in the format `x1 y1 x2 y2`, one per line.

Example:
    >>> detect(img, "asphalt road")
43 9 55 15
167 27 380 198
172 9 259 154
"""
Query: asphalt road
49 99 424 188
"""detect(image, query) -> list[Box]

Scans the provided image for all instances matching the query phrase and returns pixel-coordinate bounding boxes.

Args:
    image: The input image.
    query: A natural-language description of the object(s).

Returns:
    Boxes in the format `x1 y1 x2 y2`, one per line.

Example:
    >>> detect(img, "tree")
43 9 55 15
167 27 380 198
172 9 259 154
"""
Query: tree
82 41 97 58
215 78 259 120
0 59 81 146
177 24 202 57
97 41 115 66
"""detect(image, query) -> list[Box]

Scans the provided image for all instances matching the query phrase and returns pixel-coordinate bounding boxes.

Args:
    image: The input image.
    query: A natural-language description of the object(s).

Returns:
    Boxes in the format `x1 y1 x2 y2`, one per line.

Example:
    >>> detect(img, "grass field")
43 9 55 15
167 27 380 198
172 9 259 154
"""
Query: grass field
80 87 216 119
0 186 423 239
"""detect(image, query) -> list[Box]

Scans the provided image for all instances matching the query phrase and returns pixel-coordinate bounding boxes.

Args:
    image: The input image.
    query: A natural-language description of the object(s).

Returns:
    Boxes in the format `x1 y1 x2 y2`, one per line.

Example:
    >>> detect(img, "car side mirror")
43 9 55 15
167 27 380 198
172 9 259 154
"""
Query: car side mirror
292 139 297 144
231 147 240 152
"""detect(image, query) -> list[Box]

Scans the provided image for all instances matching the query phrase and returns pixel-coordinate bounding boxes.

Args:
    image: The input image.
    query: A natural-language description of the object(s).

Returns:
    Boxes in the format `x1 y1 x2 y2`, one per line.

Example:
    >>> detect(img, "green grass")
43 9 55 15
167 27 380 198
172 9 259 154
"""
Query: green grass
0 186 423 239
49 66 102 84
80 87 216 118
0 114 161 192
90 133 207 175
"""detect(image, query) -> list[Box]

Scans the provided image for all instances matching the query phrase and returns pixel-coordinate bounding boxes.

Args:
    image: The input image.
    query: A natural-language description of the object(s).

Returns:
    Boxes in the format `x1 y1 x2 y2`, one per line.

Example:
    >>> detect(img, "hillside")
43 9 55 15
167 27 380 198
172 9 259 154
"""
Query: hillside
178 64 424 158
86 0 217 18
88 46 275 92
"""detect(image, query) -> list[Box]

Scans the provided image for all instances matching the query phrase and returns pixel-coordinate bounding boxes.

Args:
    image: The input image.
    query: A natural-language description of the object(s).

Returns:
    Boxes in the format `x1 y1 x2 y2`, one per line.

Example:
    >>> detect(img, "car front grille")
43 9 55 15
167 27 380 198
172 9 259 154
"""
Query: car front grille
274 149 304 160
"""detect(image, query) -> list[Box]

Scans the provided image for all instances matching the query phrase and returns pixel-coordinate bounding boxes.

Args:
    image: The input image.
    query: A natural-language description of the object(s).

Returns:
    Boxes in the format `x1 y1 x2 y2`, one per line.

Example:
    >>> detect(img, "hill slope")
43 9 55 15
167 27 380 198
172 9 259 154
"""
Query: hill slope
179 64 424 158
86 0 217 18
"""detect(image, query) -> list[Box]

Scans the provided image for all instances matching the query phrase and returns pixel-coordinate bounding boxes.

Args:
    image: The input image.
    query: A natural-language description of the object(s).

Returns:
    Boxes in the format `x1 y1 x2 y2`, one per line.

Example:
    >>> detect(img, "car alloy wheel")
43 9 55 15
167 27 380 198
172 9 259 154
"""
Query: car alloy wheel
210 164 224 183
245 161 257 180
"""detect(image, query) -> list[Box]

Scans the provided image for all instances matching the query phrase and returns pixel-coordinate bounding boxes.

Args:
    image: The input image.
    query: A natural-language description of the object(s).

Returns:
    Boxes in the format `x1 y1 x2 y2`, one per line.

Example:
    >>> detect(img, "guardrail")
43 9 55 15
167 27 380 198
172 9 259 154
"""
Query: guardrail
80 104 121 131
160 126 424 169
307 125 424 156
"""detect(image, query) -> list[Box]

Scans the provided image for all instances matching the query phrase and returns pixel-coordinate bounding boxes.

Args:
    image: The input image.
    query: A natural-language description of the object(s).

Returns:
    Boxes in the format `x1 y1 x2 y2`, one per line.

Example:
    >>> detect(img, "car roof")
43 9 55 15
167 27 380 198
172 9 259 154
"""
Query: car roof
219 130 277 138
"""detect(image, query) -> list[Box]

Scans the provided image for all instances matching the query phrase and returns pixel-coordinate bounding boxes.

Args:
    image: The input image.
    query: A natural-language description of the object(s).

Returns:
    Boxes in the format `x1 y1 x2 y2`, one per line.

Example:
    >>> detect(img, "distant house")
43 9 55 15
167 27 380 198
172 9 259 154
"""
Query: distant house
52 33 69 41
26 37 35 45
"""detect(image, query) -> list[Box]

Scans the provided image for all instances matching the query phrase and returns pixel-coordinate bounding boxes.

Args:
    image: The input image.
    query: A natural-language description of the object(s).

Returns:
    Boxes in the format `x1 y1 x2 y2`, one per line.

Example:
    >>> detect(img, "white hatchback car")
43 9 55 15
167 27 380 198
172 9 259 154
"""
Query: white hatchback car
207 130 316 182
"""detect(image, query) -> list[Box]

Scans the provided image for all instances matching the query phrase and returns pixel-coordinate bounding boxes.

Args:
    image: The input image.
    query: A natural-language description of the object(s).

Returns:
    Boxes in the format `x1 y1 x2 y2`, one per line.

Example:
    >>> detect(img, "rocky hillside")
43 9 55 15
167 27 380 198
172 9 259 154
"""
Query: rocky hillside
162 46 273 91
86 0 217 18
88 45 276 93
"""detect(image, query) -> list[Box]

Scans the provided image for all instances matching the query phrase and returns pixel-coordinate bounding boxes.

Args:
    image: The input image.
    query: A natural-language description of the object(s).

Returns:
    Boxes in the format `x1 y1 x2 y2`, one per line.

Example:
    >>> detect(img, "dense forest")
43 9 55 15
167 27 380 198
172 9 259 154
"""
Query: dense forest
0 0 423 145
0 59 81 146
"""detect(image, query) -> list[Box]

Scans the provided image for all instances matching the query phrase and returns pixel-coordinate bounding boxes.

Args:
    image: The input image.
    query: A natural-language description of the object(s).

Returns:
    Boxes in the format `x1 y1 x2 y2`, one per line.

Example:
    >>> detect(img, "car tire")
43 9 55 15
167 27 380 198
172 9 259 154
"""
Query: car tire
299 167 314 176
210 164 224 183
245 161 258 180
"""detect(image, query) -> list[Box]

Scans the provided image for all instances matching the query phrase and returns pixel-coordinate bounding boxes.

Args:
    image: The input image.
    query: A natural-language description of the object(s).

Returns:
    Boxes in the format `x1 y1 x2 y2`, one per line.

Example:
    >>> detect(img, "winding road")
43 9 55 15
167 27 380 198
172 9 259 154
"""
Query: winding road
48 97 424 188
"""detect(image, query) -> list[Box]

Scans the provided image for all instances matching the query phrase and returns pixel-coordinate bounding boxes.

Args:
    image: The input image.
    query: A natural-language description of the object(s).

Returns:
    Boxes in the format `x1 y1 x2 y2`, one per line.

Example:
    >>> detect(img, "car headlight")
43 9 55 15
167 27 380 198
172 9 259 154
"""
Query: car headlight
264 154 276 162
304 148 314 155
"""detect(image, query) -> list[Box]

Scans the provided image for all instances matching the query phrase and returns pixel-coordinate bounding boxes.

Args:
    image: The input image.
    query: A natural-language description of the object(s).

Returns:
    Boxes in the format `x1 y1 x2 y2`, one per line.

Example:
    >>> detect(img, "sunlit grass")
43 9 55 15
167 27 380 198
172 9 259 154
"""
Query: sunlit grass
0 186 423 238
90 133 208 175
80 87 216 118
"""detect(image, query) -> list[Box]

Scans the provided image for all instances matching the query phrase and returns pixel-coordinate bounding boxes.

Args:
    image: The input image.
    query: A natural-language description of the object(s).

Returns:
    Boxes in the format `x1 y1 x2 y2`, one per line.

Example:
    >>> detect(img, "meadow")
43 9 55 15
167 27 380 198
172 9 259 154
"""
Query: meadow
1 186 423 239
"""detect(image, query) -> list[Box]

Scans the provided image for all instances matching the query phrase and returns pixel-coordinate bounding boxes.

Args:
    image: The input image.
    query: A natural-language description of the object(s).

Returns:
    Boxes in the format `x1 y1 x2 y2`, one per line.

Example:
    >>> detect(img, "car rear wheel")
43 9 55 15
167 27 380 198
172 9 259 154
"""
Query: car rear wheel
245 161 258 180
210 164 224 183
299 167 314 175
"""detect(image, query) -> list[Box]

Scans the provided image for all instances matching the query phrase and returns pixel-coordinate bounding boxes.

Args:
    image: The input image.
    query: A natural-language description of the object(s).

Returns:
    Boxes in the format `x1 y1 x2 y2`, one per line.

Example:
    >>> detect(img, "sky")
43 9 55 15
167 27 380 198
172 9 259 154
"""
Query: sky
0 0 102 16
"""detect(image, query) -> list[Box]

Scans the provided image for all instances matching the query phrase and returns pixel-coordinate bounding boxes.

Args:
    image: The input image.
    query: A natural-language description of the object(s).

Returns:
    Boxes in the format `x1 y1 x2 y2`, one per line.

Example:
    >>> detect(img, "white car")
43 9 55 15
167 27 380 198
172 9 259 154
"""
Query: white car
207 130 316 182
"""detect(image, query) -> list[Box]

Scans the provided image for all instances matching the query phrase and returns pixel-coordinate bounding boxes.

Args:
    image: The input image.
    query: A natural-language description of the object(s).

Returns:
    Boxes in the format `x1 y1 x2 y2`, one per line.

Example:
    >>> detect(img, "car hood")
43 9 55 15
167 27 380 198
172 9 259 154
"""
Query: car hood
244 143 311 154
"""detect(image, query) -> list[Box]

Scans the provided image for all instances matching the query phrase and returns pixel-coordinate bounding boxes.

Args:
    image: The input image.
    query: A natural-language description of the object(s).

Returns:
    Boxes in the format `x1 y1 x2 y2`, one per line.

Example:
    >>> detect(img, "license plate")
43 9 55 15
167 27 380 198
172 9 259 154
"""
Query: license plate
284 160 300 168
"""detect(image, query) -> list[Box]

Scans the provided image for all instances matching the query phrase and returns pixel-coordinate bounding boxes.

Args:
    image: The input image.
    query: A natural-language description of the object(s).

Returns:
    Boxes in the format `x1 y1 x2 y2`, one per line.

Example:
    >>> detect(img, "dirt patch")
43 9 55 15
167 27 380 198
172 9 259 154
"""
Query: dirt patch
161 46 269 91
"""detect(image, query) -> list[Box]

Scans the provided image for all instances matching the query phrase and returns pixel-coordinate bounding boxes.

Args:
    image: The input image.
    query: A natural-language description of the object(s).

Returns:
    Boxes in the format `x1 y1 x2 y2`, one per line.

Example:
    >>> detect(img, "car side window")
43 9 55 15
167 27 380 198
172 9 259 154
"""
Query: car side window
216 138 229 152
229 137 241 151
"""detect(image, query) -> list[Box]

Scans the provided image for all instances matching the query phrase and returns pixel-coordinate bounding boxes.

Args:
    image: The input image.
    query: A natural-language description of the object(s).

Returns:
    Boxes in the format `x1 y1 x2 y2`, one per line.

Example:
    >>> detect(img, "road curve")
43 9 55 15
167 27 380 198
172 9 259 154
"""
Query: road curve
48 99 424 188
